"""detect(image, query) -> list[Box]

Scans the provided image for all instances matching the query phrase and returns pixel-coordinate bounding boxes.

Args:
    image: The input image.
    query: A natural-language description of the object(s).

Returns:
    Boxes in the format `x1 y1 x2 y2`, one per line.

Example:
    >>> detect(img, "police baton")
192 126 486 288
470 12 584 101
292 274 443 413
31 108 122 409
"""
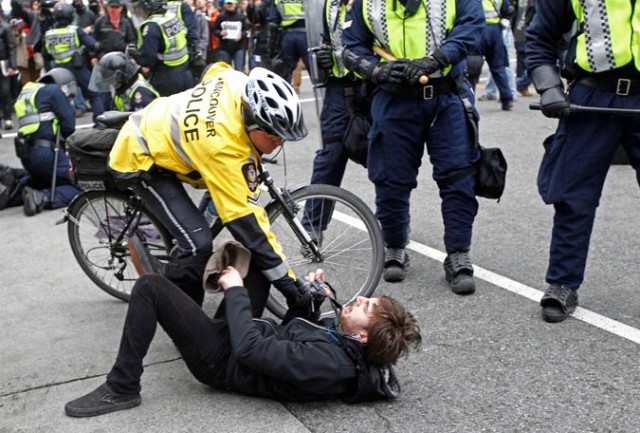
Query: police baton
371 45 429 85
529 102 640 116
50 129 61 204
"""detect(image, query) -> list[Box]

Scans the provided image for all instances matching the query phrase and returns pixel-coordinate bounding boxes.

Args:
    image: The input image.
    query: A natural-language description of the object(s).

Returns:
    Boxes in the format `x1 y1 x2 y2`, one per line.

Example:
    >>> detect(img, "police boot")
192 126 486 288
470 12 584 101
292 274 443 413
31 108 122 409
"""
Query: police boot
383 247 410 283
443 248 475 295
22 187 49 217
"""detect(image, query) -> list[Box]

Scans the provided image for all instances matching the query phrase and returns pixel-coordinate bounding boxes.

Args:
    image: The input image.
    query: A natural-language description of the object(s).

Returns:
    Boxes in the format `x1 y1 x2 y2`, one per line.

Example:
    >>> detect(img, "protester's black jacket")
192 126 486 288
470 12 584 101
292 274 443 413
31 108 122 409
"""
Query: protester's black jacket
222 286 400 402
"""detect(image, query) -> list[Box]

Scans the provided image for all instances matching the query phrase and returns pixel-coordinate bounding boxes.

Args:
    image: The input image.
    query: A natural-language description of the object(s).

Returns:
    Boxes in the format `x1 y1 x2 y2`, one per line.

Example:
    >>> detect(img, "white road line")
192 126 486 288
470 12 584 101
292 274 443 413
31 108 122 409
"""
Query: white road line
406 239 640 345
1 123 93 139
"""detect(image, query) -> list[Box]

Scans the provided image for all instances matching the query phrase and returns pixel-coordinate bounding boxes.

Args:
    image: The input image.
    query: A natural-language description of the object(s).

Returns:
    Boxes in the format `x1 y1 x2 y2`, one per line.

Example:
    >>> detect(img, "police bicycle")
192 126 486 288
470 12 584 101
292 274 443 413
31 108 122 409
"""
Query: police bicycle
59 112 384 318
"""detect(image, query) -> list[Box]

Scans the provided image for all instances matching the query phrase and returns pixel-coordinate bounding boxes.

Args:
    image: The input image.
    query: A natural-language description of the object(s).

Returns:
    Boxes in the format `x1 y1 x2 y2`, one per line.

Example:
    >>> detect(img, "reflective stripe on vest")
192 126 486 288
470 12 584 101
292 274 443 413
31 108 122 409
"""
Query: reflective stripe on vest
570 0 640 72
115 75 160 111
14 82 58 136
165 1 184 22
44 26 81 64
138 14 189 67
275 0 304 27
363 0 455 76
483 0 501 24
326 0 349 77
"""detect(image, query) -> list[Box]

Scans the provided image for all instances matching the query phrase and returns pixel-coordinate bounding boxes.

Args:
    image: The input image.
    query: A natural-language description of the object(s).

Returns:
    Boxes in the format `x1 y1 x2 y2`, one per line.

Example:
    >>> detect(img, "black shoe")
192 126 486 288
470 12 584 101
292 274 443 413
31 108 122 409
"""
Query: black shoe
128 234 162 276
383 247 409 283
443 250 475 295
22 186 48 216
65 383 141 418
501 100 514 111
540 284 578 323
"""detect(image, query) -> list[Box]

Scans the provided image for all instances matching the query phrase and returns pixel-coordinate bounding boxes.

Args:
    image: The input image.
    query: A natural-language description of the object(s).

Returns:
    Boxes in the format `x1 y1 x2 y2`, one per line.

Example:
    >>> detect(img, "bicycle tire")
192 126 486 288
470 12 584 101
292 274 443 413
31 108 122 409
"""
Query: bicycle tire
67 190 172 302
265 184 384 319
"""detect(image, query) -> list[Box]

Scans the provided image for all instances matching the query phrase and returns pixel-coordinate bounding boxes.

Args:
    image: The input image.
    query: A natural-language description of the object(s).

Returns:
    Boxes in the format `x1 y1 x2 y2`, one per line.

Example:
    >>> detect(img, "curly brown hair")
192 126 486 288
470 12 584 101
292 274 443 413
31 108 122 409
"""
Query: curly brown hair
365 296 422 367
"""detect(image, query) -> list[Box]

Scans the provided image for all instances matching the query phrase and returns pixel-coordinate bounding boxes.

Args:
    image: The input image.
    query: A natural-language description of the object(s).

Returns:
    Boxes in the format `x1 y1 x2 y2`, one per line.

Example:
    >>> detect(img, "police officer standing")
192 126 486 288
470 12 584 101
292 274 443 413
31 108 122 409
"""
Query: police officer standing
42 2 105 124
342 0 485 293
467 0 515 111
271 0 308 83
132 0 194 96
13 68 78 216
302 0 368 240
526 0 640 322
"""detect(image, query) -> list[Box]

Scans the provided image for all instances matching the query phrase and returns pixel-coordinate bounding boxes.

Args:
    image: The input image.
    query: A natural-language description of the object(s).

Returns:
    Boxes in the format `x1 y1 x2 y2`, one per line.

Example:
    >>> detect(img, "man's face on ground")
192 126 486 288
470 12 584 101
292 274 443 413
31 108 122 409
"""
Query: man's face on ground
339 296 380 342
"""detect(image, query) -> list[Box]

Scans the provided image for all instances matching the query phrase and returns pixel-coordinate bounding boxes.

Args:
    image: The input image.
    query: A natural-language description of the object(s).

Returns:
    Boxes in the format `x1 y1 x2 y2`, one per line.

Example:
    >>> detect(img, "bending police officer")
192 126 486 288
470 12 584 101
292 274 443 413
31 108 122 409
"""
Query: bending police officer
109 63 308 309
90 51 159 111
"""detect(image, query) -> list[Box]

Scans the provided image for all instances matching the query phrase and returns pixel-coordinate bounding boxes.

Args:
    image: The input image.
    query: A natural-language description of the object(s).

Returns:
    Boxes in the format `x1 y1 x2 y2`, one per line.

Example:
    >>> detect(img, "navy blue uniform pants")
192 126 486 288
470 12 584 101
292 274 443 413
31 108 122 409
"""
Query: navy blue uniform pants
538 82 640 289
368 88 479 249
20 145 79 209
303 77 367 231
151 69 195 97
281 30 309 84
468 24 513 103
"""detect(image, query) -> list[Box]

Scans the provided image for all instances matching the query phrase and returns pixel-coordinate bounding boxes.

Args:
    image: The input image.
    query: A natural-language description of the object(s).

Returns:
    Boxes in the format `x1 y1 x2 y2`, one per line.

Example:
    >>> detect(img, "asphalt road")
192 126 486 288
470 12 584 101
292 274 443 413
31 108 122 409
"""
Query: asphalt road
2 74 640 433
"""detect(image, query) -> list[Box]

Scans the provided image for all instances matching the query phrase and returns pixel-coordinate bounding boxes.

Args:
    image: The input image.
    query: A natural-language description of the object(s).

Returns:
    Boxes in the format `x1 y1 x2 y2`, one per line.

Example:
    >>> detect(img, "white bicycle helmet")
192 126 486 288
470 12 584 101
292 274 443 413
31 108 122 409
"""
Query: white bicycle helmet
242 67 308 141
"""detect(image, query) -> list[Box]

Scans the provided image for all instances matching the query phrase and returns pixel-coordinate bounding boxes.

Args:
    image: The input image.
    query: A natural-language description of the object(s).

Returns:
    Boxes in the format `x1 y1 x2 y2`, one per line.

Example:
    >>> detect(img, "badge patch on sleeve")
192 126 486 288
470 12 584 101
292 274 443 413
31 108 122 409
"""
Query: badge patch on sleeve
242 162 258 192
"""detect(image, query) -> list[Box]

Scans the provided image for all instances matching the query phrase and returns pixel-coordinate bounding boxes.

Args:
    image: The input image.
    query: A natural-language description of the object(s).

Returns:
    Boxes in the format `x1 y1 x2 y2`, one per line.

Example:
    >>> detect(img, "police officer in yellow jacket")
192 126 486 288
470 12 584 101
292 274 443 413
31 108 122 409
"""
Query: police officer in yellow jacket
526 0 640 323
271 0 309 83
132 0 194 96
109 63 308 307
342 0 485 292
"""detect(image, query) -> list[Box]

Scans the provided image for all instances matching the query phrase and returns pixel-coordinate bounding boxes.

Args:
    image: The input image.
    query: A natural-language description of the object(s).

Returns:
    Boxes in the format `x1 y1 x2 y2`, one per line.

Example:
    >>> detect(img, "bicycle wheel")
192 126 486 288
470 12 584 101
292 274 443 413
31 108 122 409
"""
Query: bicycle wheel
67 190 172 302
265 184 384 318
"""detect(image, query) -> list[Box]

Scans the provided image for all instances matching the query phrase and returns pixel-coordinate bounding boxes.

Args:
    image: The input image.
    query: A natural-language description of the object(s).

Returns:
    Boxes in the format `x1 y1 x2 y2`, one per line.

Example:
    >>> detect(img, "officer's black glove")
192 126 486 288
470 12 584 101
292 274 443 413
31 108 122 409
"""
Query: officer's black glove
531 64 571 119
539 86 571 118
404 49 450 86
368 60 409 85
315 47 334 70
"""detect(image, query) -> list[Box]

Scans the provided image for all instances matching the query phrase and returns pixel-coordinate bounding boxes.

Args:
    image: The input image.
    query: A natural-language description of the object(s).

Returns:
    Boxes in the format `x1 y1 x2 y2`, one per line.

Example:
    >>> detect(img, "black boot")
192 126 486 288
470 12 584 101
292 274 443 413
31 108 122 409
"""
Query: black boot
22 187 48 216
443 248 475 295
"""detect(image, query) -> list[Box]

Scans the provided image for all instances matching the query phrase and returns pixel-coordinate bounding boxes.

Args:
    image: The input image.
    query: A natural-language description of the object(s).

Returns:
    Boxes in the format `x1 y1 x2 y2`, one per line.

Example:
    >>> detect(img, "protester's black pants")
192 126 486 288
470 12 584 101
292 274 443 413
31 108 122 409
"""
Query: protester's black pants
106 275 231 394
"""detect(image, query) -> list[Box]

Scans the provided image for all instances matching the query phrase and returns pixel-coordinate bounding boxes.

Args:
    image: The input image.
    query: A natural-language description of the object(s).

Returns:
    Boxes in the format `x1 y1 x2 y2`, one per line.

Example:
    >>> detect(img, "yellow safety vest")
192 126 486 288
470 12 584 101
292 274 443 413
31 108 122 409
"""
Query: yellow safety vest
325 0 349 77
138 13 189 67
482 0 501 24
14 82 59 136
44 26 81 64
114 75 160 111
570 0 640 73
363 0 456 75
275 0 304 28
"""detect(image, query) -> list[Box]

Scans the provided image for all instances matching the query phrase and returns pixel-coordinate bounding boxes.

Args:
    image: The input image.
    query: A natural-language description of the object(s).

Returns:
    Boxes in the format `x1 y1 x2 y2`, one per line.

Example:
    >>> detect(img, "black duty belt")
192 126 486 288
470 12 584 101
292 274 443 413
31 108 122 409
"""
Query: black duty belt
30 138 54 148
154 62 190 75
380 77 457 99
578 76 640 96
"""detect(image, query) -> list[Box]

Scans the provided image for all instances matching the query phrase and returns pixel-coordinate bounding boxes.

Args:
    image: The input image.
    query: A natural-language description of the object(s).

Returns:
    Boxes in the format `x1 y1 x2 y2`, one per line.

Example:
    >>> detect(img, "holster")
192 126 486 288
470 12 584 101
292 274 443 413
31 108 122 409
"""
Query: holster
14 134 30 159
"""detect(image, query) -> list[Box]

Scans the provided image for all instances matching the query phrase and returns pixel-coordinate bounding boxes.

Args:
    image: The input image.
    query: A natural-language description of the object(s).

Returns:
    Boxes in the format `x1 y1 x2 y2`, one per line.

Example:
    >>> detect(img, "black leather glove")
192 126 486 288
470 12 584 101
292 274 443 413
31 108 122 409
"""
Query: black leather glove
539 86 571 118
315 47 334 70
369 60 409 85
404 49 450 86
531 64 571 119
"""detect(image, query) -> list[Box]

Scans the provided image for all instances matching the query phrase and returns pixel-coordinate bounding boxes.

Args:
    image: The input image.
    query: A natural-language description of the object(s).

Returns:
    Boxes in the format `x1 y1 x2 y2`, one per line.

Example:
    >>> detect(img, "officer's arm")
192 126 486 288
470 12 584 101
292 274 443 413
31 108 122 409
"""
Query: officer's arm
181 2 198 46
437 0 484 66
51 88 76 138
341 0 376 61
525 0 574 70
135 23 161 68
77 28 98 51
